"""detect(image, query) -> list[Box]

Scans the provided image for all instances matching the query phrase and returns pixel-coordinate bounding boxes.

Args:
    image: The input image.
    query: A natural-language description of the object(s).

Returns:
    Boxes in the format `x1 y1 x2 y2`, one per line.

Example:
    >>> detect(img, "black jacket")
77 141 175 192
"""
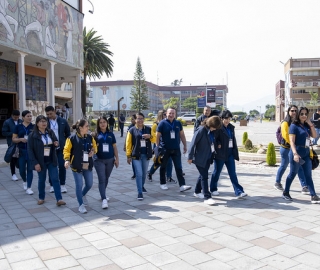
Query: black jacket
47 116 70 148
2 118 22 146
193 114 207 133
214 124 239 161
27 129 58 170
128 126 153 159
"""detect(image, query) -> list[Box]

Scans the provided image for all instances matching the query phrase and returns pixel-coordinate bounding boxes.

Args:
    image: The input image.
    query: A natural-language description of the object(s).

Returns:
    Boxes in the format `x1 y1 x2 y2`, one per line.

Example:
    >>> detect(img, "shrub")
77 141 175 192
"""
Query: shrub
148 113 154 118
266 142 276 166
242 132 248 145
177 118 187 126
244 139 253 150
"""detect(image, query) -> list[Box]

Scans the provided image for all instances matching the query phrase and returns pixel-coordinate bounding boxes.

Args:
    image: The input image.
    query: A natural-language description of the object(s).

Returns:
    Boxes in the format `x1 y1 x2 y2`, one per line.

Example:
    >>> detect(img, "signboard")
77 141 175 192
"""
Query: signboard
206 88 216 103
197 96 206 108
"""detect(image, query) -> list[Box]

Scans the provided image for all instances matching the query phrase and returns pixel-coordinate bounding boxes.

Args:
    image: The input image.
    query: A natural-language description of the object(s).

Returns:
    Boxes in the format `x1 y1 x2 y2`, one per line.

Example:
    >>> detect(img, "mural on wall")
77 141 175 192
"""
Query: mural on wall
26 99 49 121
0 0 83 69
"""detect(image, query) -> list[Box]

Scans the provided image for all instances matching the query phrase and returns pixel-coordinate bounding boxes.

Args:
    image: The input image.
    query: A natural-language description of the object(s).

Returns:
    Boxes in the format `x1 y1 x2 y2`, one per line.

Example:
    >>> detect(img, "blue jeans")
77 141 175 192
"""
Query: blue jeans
19 149 33 188
284 147 317 196
132 154 149 194
312 128 320 145
109 126 114 132
94 158 114 200
276 146 306 187
132 162 136 177
195 159 211 199
120 124 124 136
49 149 66 186
72 170 93 206
210 153 244 196
149 157 173 177
38 163 62 201
160 149 185 186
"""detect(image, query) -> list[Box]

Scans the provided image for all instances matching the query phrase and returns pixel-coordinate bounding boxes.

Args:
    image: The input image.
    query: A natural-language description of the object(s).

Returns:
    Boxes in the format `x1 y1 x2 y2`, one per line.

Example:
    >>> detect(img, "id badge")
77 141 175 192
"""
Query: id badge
140 139 146 147
211 144 215 153
305 138 310 147
24 135 28 140
229 139 233 148
44 147 51 156
83 152 88 162
82 163 89 170
170 131 175 139
103 143 109 152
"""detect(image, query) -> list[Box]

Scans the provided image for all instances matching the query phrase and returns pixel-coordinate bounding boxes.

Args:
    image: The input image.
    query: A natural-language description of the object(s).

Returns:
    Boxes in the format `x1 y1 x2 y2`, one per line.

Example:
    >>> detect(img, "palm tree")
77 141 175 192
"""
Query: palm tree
82 27 113 116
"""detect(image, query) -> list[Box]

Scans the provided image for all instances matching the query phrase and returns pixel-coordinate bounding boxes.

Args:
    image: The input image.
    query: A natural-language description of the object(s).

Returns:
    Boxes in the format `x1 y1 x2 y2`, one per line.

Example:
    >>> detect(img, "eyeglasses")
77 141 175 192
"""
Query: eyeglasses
39 120 47 123
300 113 308 116
136 118 144 120
163 114 166 116
290 110 297 112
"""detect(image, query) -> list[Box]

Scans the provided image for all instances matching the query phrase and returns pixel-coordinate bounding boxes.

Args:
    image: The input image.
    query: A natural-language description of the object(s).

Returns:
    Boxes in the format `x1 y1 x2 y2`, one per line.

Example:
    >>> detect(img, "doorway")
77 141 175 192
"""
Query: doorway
0 92 17 139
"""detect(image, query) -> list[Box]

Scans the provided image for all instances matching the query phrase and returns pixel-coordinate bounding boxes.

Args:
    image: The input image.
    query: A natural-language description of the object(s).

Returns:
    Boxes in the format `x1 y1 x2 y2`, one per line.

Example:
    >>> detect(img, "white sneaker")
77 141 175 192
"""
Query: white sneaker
49 186 54 193
204 198 215 205
23 182 27 190
102 199 108 209
61 185 67 193
26 188 33 195
193 192 205 199
237 192 247 199
211 191 219 196
208 170 212 174
83 196 88 206
78 204 87 214
12 174 18 181
180 185 192 192
160 184 168 190
106 197 110 201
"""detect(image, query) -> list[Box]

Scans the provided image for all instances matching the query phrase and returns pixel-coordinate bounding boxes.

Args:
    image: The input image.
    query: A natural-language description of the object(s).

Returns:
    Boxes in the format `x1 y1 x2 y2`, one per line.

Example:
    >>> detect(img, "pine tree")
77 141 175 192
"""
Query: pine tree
130 58 149 112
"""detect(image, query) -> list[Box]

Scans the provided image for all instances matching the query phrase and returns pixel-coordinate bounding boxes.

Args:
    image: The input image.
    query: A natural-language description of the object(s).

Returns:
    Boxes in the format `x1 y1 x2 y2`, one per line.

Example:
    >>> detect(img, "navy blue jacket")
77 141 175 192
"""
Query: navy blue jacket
214 124 239 161
2 117 22 146
47 116 70 148
188 126 216 168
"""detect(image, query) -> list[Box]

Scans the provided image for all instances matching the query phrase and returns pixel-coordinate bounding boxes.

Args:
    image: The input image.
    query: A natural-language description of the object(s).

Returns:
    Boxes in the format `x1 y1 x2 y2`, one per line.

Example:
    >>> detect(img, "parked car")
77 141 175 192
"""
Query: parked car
179 113 196 122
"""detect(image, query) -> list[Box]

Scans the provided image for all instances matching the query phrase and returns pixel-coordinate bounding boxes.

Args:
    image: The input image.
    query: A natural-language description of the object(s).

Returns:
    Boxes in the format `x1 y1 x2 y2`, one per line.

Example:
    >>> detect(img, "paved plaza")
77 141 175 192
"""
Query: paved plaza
1 121 320 269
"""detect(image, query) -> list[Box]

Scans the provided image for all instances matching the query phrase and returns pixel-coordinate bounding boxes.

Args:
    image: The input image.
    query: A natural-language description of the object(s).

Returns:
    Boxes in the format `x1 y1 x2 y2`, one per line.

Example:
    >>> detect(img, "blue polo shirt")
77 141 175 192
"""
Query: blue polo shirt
96 132 116 159
157 119 182 149
13 123 34 150
289 123 310 146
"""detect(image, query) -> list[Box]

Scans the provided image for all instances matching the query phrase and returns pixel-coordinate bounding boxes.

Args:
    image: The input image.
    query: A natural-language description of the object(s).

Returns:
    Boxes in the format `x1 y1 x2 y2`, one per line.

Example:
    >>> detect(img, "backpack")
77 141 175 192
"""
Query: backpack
276 125 282 145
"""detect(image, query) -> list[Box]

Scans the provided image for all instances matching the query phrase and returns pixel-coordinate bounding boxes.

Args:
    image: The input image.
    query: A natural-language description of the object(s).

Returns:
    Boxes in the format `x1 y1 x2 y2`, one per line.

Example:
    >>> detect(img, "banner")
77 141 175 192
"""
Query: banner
197 96 206 108
206 88 216 103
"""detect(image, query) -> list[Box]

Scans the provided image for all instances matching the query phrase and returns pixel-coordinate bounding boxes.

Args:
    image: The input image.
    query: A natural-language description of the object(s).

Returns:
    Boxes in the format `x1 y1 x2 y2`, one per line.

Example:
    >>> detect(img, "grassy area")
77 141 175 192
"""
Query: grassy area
238 146 259 153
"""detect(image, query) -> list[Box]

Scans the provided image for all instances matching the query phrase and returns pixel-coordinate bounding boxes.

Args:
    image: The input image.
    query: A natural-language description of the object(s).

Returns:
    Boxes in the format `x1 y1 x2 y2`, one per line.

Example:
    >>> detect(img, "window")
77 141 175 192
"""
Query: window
292 89 307 94
24 75 46 101
292 71 319 76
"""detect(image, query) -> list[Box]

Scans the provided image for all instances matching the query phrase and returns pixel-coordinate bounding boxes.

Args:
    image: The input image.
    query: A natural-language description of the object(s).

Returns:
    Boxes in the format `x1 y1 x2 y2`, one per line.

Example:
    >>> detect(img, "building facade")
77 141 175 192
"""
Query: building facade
90 80 228 116
283 57 320 118
275 80 285 122
0 0 84 135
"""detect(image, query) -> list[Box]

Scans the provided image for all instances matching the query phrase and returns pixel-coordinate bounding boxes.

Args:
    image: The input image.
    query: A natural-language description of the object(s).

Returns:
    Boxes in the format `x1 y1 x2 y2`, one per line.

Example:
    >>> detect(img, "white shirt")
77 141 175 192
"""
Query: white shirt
49 118 59 141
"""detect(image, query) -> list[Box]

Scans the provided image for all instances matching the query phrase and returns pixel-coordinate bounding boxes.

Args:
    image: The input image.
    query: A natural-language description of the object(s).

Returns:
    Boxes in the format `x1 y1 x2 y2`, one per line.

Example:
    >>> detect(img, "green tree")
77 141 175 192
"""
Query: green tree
82 27 113 116
163 97 179 110
130 57 149 112
182 97 197 112
249 109 259 116
264 105 275 119
310 92 318 106
266 143 276 166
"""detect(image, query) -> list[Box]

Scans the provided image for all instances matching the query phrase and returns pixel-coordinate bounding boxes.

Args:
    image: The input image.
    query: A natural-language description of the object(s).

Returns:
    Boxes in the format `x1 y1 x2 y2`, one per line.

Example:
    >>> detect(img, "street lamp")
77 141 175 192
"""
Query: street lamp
117 97 124 131
87 0 94 14
257 106 261 123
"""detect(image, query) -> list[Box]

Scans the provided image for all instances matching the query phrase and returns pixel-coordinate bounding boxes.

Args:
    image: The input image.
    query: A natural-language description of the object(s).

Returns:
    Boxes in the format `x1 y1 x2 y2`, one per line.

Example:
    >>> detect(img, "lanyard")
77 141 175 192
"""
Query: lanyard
100 132 108 142
50 120 57 129
208 131 214 144
83 137 88 152
40 132 48 145
139 128 144 137
23 125 29 135
299 124 310 138
168 120 175 131
224 126 232 138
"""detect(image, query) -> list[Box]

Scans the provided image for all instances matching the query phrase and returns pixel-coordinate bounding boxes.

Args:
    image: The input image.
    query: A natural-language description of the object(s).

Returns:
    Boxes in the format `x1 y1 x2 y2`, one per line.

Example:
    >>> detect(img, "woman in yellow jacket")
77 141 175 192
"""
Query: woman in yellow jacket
63 119 97 214
275 105 307 192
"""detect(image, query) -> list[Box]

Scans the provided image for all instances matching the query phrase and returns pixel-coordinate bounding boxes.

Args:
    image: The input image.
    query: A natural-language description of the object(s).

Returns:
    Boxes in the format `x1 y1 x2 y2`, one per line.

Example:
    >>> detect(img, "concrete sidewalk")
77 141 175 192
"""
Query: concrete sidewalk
1 122 320 269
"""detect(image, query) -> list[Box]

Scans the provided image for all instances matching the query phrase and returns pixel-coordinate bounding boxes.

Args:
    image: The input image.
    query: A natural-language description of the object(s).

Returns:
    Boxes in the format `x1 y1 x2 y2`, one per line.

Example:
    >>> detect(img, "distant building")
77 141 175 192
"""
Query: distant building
282 57 320 117
90 80 228 116
275 80 285 122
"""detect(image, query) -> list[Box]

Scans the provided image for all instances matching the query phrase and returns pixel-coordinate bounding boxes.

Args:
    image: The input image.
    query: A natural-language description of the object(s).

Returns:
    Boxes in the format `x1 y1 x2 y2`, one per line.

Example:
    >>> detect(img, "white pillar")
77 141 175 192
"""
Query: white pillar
72 78 76 124
47 61 56 106
16 51 27 111
74 70 82 122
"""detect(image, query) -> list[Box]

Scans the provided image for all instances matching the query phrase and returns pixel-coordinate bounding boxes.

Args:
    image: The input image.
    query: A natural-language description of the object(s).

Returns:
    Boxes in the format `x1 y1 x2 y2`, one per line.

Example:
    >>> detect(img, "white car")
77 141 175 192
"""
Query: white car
179 114 196 122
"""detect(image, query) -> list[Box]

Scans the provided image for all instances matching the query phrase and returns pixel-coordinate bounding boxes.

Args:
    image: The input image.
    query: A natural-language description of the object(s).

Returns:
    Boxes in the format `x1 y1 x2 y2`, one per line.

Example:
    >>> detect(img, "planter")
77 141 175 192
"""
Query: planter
240 120 247 126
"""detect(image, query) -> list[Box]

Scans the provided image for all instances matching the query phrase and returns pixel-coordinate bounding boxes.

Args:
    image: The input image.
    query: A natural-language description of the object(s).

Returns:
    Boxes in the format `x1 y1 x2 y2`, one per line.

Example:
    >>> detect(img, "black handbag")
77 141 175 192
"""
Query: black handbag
311 148 319 170
4 143 17 163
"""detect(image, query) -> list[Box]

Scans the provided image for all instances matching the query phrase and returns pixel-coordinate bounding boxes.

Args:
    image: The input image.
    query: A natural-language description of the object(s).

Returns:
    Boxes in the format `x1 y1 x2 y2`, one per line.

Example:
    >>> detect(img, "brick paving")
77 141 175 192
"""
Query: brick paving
0 121 320 269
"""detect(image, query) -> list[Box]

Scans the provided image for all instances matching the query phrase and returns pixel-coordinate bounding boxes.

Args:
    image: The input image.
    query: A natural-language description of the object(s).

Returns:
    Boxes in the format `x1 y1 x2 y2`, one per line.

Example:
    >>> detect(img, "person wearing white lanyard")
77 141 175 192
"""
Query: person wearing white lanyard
27 115 66 206
188 116 221 205
93 116 119 209
210 110 247 199
45 106 71 194
283 107 320 203
12 110 34 194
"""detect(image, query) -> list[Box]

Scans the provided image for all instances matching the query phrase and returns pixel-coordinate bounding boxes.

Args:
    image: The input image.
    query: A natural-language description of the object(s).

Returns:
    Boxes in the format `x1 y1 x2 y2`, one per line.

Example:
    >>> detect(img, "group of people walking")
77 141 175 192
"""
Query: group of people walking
275 105 320 203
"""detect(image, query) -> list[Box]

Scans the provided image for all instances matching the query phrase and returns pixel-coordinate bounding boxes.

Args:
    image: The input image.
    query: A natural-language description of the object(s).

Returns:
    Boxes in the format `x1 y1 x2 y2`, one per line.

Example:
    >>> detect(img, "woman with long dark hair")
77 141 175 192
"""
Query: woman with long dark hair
63 119 97 213
28 115 66 206
283 107 320 203
93 116 119 209
275 105 307 192
12 110 34 194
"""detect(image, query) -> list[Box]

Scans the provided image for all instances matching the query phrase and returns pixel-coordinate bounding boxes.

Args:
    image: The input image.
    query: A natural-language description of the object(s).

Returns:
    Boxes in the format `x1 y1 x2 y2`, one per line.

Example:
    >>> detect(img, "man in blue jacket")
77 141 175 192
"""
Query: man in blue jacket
2 110 22 181
45 106 71 193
